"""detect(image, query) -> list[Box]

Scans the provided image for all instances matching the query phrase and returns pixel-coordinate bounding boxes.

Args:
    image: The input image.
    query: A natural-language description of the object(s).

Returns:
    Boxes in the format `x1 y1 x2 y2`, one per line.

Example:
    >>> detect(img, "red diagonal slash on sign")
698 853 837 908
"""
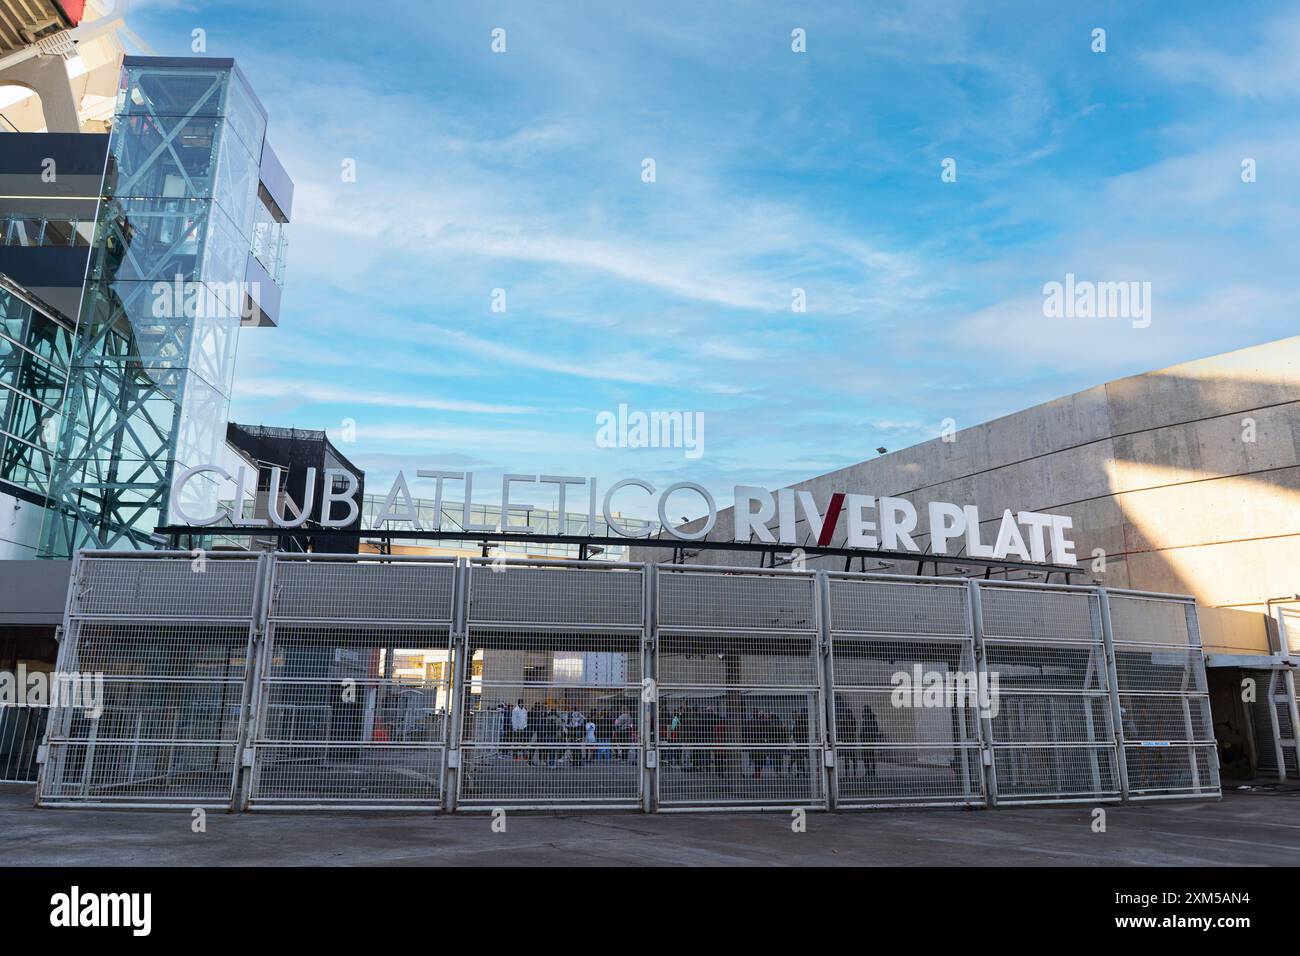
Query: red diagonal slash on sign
817 492 846 547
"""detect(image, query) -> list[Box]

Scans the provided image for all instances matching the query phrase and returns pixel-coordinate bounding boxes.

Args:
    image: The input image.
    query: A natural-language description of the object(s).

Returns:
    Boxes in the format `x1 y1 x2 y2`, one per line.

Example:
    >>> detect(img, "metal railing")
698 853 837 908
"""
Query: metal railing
825 575 983 808
1106 592 1220 799
456 558 646 809
656 566 824 809
245 553 456 809
32 551 1221 811
38 551 261 808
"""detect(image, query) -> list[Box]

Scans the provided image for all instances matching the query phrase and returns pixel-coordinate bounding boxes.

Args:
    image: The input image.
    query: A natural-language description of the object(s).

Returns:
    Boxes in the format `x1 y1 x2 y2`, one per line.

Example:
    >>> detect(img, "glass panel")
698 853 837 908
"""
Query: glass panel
41 61 273 558
108 114 223 200
220 69 267 160
117 64 229 120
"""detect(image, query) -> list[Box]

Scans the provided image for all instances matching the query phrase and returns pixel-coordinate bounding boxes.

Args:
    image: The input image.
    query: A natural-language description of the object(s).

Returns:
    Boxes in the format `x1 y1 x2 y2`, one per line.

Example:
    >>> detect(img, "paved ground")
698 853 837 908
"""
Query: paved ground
2 783 1299 866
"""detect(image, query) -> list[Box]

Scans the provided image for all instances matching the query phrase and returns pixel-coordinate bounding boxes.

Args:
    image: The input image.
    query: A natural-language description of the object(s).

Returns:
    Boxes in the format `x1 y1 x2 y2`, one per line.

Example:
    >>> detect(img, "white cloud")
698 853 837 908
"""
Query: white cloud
237 380 534 415
1142 13 1300 100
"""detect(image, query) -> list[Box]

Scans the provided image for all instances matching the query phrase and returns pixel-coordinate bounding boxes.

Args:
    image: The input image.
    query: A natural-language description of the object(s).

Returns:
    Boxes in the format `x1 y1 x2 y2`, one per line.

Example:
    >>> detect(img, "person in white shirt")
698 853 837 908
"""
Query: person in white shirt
614 711 633 762
511 699 528 760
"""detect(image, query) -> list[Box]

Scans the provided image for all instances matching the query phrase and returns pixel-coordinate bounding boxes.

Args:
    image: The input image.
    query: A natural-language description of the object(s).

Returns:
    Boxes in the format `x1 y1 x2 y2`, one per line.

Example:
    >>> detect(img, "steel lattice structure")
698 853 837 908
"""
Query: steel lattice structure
40 59 266 557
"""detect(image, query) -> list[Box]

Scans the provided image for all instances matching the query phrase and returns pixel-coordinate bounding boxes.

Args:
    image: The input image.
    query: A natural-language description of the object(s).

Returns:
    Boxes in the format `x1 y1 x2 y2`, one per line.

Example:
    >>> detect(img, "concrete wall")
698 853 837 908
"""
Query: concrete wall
634 336 1300 656
0 559 72 626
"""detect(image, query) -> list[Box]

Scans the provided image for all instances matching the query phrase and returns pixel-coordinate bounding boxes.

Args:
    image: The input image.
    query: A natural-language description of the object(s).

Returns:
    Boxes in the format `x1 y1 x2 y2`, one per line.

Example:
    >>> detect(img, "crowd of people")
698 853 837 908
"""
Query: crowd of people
661 705 819 778
481 698 882 780
492 699 638 768
834 699 884 779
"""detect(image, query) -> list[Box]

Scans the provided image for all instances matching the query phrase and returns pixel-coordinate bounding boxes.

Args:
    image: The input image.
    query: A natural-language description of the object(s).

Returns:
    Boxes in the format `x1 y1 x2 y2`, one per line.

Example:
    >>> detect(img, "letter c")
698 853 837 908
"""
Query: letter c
170 464 231 526
603 478 654 537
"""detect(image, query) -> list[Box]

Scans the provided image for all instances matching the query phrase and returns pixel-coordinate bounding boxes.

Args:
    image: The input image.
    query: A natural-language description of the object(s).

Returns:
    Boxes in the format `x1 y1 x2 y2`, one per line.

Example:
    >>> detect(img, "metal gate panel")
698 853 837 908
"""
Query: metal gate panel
35 552 1227 814
1243 668 1299 777
1107 592 1220 799
976 583 1120 804
0 704 47 782
826 576 984 807
656 567 825 809
246 555 456 809
73 555 261 619
828 577 970 636
457 560 645 808
270 559 455 622
38 552 262 808
659 569 817 631
468 564 642 628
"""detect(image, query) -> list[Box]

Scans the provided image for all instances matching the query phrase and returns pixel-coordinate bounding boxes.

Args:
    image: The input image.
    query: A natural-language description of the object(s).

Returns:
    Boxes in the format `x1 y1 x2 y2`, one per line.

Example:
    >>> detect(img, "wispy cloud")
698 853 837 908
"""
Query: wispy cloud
1142 11 1300 100
237 380 535 415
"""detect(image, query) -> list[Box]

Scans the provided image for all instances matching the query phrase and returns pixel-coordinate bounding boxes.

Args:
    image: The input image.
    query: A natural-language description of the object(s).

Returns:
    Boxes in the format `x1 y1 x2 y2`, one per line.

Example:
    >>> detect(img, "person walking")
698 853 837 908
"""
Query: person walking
511 698 528 761
528 702 548 766
712 709 728 779
859 702 882 779
497 702 510 758
788 708 810 775
768 709 790 776
836 697 859 777
614 710 633 761
545 706 564 767
748 710 764 780
569 708 586 767
689 707 706 773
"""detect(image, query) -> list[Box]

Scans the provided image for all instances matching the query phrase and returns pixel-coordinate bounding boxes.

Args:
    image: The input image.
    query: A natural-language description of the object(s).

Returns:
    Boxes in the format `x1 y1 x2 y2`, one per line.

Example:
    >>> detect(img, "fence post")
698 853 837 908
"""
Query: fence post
1273 604 1300 781
234 550 275 811
966 580 998 808
444 558 470 812
1184 602 1222 794
817 571 839 811
643 563 657 813
1096 588 1130 802
34 550 85 805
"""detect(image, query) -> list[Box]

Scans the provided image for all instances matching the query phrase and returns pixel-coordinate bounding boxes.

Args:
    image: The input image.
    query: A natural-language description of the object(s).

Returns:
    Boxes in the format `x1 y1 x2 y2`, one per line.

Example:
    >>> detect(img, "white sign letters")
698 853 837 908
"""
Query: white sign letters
170 466 1078 565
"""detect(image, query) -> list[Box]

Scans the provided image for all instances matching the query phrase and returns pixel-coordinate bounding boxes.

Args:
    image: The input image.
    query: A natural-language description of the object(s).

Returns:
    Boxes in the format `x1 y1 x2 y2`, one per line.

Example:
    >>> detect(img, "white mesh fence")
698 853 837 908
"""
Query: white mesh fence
34 553 1220 811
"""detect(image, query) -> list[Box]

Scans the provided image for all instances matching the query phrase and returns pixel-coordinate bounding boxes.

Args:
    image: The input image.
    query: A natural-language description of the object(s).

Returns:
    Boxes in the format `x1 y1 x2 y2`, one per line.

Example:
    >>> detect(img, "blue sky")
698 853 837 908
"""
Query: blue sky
135 0 1300 519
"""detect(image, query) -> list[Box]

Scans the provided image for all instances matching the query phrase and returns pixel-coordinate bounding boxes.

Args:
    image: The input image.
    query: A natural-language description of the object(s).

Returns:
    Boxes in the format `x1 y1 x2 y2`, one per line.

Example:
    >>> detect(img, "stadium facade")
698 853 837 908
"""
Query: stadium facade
0 4 1290 806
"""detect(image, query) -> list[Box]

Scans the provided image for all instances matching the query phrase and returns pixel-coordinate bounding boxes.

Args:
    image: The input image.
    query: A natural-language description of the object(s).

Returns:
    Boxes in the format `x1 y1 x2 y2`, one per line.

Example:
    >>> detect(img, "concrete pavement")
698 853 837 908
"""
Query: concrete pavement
2 783 1298 866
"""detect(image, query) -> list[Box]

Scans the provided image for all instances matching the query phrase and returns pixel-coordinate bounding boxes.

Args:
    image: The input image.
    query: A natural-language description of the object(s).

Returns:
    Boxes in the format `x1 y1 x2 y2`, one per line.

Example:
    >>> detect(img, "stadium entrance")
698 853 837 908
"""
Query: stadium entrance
35 551 1219 812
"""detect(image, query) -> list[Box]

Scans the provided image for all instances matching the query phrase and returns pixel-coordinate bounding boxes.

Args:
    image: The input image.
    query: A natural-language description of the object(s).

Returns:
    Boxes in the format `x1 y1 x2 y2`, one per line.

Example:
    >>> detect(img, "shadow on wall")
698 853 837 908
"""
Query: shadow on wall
1100 360 1300 656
